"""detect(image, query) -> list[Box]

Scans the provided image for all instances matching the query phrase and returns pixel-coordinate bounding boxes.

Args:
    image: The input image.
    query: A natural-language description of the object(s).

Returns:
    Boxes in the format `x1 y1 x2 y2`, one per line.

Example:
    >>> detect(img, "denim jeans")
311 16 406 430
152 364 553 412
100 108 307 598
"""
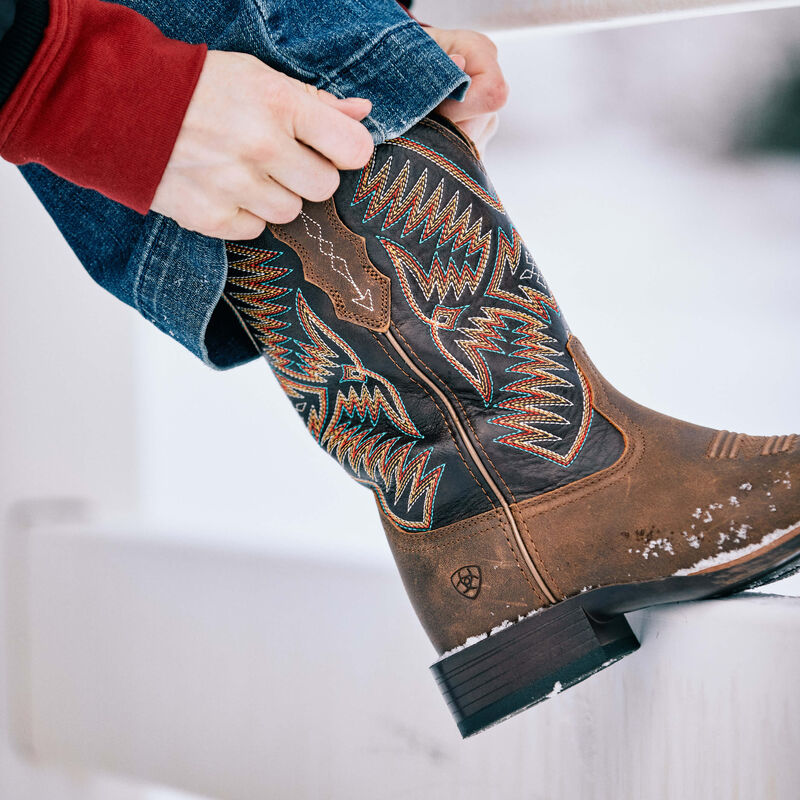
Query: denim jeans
22 0 468 367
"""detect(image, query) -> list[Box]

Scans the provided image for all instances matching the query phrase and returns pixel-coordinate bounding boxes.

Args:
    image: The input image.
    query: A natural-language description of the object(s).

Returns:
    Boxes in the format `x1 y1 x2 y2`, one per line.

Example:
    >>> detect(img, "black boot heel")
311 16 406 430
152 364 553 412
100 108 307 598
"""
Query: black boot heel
431 594 640 737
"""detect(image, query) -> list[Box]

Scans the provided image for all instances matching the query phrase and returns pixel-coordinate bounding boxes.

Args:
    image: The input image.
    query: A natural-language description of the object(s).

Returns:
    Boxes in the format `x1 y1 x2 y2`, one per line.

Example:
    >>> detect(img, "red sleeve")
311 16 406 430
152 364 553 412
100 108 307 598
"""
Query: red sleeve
0 0 207 214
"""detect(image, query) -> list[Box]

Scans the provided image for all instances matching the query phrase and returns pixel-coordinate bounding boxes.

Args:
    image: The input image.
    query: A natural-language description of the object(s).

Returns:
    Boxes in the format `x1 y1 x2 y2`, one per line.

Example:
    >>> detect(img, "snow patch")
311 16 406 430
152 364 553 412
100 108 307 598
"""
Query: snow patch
673 521 800 576
639 538 675 560
546 681 563 700
439 606 544 659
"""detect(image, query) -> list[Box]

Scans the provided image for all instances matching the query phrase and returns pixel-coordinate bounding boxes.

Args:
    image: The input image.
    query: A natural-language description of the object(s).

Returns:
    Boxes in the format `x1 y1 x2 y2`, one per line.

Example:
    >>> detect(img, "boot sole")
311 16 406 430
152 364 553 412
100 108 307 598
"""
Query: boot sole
432 522 800 737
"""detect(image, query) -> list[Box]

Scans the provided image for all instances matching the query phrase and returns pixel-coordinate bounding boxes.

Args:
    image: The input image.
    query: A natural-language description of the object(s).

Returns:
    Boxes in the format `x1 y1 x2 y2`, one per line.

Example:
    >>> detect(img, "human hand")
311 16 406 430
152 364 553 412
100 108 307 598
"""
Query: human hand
150 50 375 240
425 27 509 153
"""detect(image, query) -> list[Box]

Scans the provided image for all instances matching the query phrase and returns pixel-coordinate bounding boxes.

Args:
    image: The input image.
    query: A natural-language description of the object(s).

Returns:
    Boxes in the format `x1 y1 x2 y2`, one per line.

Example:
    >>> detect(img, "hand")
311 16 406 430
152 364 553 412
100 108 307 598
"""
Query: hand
150 50 375 240
425 27 509 153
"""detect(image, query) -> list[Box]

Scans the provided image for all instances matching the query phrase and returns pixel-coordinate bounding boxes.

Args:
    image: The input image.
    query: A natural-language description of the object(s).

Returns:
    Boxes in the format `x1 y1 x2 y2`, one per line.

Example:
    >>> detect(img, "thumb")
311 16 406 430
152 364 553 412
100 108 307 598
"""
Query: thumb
450 53 467 71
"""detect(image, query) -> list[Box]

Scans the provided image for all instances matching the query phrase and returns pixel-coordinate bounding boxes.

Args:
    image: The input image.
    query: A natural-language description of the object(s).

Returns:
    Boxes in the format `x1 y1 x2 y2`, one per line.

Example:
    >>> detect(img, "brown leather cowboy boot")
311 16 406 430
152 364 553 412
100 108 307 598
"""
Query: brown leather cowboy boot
221 115 800 737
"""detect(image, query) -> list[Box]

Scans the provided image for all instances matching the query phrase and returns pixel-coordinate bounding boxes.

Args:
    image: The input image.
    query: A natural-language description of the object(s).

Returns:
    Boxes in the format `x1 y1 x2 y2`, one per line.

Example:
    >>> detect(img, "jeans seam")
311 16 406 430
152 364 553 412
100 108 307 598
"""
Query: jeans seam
324 19 416 84
132 214 168 323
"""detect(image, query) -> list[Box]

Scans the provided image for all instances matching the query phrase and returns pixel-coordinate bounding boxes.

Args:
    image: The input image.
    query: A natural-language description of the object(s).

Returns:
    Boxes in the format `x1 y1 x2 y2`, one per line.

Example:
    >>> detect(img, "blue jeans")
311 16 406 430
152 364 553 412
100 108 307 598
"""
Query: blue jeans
22 0 467 367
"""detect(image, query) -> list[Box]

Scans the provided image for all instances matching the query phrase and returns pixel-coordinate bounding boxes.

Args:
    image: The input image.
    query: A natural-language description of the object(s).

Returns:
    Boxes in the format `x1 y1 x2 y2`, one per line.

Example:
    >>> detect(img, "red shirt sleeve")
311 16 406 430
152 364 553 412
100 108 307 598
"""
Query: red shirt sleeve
0 0 207 214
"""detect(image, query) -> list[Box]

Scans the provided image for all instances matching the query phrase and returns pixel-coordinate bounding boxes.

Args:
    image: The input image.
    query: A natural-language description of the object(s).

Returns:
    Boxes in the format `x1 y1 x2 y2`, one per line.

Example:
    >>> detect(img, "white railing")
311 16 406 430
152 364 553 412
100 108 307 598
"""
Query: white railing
7 517 800 800
414 0 800 30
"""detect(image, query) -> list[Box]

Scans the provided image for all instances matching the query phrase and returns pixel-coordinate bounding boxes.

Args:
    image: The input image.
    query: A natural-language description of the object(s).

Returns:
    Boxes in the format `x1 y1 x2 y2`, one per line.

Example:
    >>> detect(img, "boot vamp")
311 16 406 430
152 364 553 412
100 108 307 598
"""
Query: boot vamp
515 337 800 597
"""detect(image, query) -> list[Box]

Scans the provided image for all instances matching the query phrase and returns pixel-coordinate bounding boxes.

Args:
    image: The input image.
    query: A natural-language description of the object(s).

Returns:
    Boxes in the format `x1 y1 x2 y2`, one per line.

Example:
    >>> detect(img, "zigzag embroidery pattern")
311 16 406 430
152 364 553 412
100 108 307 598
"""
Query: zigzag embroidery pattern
352 154 494 300
390 136 504 213
225 242 444 530
351 147 593 467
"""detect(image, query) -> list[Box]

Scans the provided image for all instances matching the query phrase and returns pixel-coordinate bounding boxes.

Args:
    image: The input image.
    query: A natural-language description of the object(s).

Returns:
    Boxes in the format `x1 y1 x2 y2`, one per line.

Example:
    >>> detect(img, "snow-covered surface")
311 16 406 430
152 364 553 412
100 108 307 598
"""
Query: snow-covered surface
415 0 800 31
11 523 800 800
673 521 800 575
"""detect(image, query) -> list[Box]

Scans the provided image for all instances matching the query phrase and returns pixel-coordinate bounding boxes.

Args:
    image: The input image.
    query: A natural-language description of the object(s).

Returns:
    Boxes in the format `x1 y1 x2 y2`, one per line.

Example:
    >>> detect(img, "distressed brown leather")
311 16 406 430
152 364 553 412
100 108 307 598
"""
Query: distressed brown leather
512 336 800 598
231 114 799 662
380 507 544 653
382 334 799 653
266 198 391 332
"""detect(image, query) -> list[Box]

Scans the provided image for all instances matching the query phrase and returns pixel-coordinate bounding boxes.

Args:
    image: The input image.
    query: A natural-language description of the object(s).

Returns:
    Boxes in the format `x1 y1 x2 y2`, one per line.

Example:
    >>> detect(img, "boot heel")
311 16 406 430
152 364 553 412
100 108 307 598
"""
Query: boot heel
431 595 640 737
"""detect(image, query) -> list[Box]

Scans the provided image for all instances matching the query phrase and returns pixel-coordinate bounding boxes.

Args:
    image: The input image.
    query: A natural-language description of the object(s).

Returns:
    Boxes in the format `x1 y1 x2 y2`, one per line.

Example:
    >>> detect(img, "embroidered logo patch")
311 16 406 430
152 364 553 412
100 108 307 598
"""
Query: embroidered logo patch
451 565 482 599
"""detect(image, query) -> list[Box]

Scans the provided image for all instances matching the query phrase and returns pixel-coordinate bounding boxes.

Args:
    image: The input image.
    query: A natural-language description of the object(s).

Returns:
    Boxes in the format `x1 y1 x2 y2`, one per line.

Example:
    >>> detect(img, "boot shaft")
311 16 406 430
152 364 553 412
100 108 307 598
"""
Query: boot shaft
226 116 623 535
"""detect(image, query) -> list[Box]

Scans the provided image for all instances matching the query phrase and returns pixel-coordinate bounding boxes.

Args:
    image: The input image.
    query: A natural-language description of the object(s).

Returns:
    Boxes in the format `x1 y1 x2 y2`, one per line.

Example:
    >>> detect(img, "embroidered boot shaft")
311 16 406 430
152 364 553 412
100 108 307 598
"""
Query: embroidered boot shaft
224 115 800 736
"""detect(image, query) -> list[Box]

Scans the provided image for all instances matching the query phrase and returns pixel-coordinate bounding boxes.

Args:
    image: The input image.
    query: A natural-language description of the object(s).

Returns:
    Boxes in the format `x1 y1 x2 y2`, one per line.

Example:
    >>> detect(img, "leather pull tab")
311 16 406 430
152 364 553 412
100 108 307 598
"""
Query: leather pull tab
266 199 391 332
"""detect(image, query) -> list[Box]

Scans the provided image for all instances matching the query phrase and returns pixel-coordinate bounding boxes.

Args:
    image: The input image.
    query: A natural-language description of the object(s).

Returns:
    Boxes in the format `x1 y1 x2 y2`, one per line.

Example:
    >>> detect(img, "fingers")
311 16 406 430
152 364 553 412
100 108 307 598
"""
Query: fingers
288 75 372 121
292 91 374 171
151 51 375 238
226 209 268 241
316 92 372 121
239 175 303 225
216 177 305 241
435 30 509 125
268 140 340 203
457 113 499 156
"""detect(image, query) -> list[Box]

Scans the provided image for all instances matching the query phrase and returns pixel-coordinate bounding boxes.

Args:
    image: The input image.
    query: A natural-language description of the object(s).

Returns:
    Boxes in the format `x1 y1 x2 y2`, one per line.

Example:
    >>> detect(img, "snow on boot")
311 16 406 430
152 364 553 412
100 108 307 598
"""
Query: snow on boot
223 115 800 737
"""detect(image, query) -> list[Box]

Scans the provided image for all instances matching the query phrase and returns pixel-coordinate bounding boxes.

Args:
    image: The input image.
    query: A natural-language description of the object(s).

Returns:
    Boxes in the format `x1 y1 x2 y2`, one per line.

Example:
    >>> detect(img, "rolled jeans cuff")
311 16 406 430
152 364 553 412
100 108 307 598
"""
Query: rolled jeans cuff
20 5 470 370
317 18 469 142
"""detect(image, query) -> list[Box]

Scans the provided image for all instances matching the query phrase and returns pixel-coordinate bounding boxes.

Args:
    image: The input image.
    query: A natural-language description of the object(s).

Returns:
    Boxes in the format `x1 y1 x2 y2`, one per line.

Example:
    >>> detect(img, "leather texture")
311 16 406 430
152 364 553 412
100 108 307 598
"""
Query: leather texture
226 115 626 532
381 507 545 653
514 338 800 599
334 118 626 505
266 201 391 332
226 114 799 655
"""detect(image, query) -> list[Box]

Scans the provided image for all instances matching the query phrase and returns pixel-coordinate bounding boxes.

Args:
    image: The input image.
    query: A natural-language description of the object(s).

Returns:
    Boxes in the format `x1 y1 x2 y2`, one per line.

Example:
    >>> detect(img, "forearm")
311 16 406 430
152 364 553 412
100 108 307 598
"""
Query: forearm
0 0 206 212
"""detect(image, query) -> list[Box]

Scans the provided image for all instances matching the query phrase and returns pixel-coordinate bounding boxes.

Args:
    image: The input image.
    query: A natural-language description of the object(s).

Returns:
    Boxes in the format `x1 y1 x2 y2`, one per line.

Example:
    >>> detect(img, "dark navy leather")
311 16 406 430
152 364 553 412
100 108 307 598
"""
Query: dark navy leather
228 116 624 531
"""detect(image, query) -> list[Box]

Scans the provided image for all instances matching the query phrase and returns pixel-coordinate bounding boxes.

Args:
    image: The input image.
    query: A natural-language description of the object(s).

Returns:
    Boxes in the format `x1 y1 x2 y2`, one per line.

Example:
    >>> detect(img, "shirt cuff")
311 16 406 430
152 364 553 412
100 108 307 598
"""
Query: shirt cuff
0 0 49 110
0 0 207 213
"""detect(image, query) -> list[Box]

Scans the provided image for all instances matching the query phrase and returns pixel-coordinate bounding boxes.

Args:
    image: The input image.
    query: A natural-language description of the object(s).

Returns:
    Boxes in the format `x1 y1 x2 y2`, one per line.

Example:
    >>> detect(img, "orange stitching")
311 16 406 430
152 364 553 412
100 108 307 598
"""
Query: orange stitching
371 332 494 508
390 326 550 601
417 117 481 163
379 329 543 599
515 342 646 516
387 520 502 553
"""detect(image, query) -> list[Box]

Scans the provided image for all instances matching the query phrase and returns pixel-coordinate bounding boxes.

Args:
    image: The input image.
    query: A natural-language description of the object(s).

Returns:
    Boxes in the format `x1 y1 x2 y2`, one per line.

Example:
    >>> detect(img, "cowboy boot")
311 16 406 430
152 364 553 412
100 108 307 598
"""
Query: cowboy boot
221 115 800 737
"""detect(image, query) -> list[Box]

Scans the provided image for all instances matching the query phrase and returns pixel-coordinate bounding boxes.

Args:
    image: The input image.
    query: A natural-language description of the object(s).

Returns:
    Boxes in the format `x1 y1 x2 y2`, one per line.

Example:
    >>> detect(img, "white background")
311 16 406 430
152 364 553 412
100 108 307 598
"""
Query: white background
0 7 799 798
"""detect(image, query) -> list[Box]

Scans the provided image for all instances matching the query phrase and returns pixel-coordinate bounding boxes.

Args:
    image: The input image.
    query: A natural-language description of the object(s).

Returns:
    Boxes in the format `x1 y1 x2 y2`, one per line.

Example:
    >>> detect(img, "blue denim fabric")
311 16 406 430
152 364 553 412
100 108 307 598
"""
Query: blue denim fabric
21 0 468 367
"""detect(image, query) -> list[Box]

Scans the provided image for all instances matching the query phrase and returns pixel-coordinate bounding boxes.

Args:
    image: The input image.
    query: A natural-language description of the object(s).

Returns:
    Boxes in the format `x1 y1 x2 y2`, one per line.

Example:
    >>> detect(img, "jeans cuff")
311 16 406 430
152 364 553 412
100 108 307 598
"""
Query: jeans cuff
133 214 254 369
318 19 470 143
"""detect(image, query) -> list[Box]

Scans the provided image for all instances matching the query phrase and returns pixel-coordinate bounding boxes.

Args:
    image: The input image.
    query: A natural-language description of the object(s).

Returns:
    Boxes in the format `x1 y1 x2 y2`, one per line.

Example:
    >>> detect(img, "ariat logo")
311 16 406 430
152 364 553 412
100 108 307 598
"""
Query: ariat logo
451 566 482 599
